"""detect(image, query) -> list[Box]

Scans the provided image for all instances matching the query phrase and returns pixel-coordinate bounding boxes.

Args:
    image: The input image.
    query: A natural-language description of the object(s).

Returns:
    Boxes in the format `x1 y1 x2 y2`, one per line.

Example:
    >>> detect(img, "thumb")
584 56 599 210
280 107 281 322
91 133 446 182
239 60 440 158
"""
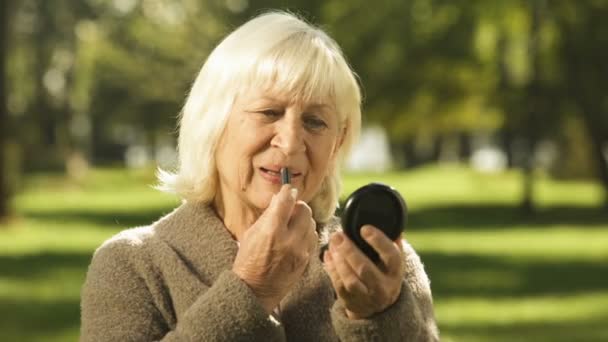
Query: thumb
265 185 298 226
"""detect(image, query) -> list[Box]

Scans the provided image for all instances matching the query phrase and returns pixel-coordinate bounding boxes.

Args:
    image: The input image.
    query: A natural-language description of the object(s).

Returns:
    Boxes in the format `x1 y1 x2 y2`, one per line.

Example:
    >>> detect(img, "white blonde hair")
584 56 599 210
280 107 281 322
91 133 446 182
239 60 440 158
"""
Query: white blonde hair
157 11 361 223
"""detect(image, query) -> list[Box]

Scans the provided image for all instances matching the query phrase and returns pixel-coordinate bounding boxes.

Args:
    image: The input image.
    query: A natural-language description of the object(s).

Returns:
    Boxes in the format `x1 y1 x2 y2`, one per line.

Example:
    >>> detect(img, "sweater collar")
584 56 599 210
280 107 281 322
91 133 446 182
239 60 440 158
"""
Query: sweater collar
156 201 239 283
155 200 340 284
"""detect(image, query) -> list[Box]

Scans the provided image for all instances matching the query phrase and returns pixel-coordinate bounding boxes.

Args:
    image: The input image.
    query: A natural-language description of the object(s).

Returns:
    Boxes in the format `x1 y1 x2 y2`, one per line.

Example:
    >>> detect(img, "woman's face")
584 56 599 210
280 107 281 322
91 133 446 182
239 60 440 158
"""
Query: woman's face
215 87 343 212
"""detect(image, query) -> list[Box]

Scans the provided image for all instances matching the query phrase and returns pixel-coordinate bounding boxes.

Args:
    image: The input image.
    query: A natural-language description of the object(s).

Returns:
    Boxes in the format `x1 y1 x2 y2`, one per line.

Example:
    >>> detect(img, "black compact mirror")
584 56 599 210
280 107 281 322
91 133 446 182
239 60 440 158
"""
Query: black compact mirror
341 183 407 263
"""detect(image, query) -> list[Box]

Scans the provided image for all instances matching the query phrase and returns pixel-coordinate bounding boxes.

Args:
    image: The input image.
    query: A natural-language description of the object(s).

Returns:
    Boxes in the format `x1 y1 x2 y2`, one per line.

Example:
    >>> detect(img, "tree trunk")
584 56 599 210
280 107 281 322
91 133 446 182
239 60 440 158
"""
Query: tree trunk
402 137 419 169
430 134 443 163
0 0 11 221
520 0 544 215
521 138 536 215
592 138 608 209
26 0 57 170
582 114 608 209
499 129 515 168
458 132 472 162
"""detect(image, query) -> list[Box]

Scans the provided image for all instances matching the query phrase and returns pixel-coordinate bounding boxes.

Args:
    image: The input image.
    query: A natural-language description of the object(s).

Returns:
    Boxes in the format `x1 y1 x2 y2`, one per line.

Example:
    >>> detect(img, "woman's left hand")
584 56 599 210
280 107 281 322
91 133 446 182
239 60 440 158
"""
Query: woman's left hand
323 225 405 319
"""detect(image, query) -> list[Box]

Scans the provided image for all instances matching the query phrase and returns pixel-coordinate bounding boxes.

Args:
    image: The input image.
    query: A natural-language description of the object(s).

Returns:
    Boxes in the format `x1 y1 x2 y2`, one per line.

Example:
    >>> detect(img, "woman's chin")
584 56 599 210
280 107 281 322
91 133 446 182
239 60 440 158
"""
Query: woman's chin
248 190 275 211
247 178 297 211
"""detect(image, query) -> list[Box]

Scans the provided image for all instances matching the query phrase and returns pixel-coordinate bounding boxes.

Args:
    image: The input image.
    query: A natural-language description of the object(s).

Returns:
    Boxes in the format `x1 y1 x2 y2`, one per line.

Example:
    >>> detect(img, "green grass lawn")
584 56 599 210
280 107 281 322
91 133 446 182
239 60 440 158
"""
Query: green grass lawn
1 165 607 341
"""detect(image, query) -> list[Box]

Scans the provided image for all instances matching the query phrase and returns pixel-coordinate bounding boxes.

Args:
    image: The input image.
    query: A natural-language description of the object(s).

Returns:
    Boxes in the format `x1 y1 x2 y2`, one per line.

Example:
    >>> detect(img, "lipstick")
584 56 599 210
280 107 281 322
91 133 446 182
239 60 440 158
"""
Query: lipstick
281 167 291 185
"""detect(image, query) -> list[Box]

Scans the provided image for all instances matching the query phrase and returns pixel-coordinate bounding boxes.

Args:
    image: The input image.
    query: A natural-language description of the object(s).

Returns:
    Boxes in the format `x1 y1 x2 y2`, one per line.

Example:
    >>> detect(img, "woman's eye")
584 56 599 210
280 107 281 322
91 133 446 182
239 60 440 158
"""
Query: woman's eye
260 109 281 117
304 116 328 130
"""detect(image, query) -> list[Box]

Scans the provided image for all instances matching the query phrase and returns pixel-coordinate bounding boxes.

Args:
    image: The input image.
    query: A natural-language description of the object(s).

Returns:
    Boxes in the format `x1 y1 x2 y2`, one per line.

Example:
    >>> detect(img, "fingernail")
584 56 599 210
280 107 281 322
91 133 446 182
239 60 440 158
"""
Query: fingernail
361 226 373 239
290 188 298 200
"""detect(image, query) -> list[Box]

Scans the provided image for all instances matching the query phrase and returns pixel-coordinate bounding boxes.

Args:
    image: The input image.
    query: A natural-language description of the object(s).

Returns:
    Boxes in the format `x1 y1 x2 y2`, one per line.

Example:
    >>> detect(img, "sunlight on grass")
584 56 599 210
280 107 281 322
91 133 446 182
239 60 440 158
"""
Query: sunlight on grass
436 293 608 342
408 227 608 262
438 292 608 326
0 267 85 301
342 165 604 209
0 220 119 255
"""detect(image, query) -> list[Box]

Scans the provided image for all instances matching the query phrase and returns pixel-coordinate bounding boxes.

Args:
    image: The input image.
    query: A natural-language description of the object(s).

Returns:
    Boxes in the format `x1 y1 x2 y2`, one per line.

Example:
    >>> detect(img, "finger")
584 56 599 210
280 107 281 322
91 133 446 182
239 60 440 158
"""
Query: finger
395 238 405 254
289 201 313 229
288 202 315 246
307 221 319 253
361 225 402 274
324 249 343 288
330 235 369 296
334 232 381 286
265 185 297 226
294 215 317 256
394 238 406 276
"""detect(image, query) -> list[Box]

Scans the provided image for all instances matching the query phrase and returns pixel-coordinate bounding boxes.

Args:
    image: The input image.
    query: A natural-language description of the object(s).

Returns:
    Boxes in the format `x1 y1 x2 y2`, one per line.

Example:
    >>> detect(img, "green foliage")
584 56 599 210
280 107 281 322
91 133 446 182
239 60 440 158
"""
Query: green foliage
3 0 608 217
5 0 608 173
1 167 607 341
322 0 498 140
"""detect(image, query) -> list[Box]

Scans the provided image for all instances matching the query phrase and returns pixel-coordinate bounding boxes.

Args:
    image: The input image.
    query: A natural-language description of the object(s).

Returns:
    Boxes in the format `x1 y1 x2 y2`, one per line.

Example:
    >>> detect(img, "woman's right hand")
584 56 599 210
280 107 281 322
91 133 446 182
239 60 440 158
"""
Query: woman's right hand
232 185 318 314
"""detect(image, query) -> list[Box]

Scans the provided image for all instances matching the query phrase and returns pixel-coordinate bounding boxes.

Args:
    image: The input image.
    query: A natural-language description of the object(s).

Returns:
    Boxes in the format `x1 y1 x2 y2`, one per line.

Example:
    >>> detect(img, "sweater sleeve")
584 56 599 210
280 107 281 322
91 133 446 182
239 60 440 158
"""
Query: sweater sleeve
80 239 286 342
329 240 440 342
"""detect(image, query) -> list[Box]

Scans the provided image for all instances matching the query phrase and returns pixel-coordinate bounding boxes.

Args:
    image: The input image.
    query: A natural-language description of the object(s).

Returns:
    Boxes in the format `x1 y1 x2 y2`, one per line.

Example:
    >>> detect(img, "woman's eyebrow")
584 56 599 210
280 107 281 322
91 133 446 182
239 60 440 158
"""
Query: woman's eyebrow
255 96 332 112
304 103 334 115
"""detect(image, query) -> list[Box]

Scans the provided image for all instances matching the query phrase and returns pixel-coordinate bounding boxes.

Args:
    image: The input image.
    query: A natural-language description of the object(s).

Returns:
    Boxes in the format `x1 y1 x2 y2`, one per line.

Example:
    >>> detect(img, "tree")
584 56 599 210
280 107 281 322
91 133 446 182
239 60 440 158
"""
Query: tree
321 0 508 167
82 1 227 164
554 1 608 207
1 0 12 220
6 0 92 173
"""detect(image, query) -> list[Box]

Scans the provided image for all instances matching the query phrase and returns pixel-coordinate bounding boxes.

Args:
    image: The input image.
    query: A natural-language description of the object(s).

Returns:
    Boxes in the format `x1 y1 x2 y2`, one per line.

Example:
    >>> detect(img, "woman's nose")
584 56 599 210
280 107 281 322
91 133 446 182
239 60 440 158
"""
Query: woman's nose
271 117 306 155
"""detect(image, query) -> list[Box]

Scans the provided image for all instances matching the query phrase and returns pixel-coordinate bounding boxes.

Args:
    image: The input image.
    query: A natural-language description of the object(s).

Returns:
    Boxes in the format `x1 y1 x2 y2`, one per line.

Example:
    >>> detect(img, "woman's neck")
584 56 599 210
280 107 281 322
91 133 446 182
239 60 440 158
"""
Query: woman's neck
212 189 261 242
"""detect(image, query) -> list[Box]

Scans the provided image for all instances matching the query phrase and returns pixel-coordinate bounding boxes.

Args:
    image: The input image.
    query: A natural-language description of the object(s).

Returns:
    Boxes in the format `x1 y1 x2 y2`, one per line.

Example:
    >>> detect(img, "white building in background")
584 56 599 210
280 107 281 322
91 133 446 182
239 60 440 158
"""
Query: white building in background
344 127 512 173
470 146 507 172
468 132 507 173
345 126 393 172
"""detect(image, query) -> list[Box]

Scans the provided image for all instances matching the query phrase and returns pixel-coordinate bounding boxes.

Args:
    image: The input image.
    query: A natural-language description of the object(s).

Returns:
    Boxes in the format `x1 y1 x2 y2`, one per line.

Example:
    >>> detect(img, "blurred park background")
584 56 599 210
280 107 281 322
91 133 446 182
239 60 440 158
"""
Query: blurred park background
1 0 608 341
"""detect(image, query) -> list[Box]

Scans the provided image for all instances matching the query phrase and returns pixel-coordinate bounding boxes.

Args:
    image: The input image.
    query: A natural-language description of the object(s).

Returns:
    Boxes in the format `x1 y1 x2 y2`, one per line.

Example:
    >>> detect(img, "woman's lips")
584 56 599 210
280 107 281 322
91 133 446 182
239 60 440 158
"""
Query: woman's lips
259 167 301 184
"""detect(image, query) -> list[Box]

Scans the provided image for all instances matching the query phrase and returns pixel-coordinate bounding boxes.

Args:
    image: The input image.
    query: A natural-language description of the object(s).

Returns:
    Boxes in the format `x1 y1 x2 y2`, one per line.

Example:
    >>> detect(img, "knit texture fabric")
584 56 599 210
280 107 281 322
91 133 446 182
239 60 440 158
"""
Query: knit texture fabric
80 202 439 341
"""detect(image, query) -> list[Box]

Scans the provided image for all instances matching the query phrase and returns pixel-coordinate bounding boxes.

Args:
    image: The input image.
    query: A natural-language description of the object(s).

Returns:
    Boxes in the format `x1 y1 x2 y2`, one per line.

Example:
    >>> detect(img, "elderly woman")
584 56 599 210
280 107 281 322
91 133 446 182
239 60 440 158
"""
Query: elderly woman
80 11 439 342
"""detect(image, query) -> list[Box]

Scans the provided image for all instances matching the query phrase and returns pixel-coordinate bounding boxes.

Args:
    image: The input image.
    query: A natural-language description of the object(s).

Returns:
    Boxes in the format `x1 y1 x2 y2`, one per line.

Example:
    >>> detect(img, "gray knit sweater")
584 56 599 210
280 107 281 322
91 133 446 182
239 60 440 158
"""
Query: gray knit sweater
80 202 439 341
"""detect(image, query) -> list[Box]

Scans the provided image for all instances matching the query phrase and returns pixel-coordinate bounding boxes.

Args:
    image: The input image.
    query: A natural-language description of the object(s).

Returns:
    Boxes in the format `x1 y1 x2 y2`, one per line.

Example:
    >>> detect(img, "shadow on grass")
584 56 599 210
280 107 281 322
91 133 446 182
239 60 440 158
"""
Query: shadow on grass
0 298 80 341
22 203 608 231
3 250 608 301
0 252 91 341
22 205 176 230
421 251 608 298
0 251 92 280
407 205 608 230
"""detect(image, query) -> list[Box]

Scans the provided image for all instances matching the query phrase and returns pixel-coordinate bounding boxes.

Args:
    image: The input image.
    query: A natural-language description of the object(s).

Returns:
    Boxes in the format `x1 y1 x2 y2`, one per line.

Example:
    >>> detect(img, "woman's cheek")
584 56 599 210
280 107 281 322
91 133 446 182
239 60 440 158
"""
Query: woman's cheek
237 156 253 191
